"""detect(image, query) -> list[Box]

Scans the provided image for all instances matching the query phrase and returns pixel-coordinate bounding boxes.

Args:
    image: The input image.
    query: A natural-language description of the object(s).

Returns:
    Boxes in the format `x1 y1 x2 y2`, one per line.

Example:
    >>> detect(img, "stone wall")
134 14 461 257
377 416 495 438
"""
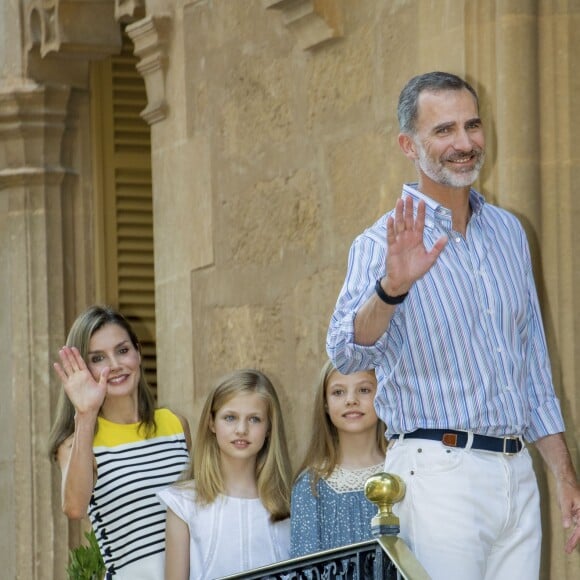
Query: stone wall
0 0 578 578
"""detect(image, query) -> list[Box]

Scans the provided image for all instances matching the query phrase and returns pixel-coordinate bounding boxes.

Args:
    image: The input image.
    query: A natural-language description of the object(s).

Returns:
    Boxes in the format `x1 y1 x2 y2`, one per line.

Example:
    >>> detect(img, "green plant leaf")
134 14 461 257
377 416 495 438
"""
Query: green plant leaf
66 530 105 580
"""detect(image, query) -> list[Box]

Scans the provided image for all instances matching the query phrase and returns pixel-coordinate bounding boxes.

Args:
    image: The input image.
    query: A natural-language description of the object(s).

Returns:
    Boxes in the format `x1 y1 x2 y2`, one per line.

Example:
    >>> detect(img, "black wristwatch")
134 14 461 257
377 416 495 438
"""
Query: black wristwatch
375 278 408 305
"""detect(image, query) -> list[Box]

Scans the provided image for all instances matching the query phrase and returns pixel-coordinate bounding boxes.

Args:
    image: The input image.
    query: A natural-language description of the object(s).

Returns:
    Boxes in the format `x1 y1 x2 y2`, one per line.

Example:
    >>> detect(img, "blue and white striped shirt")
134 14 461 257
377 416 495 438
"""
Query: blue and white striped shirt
326 183 564 442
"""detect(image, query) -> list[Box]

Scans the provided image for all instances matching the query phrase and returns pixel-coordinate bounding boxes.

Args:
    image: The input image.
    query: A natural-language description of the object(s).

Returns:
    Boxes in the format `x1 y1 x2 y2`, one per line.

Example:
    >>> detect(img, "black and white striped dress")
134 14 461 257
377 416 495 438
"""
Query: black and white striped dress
89 408 189 578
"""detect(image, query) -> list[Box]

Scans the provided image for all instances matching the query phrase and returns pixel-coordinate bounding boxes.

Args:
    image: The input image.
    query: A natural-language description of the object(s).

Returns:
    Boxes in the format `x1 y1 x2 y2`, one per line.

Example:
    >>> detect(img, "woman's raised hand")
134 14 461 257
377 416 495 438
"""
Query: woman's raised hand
53 346 108 415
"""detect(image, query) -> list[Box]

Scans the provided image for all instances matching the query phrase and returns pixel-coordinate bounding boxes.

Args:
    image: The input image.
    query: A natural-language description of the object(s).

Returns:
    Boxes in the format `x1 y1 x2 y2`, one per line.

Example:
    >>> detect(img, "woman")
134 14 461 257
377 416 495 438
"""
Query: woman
48 305 191 579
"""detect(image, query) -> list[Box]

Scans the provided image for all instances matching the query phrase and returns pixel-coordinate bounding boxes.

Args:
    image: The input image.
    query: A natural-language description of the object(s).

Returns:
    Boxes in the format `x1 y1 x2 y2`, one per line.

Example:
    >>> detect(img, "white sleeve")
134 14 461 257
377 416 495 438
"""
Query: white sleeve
157 486 195 523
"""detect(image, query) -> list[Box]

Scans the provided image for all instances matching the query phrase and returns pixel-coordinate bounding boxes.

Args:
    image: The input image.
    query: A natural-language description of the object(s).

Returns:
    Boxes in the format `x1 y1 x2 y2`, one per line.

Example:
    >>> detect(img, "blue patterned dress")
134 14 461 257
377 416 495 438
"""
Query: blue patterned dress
290 463 383 558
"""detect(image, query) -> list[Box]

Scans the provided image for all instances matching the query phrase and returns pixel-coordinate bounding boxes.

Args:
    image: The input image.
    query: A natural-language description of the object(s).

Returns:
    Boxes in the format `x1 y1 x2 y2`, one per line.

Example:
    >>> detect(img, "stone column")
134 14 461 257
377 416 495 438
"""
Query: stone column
537 3 580 577
0 83 71 578
127 12 213 422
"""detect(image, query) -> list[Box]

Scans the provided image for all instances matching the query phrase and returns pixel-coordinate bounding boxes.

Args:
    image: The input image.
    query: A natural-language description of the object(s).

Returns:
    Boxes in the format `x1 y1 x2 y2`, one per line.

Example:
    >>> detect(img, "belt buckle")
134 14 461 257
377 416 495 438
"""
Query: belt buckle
502 436 520 456
442 432 459 447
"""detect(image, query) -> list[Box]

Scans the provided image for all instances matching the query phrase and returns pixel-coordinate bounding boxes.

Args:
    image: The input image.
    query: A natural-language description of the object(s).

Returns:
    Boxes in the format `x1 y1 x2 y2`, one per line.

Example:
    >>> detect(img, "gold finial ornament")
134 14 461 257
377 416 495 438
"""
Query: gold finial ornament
364 472 406 536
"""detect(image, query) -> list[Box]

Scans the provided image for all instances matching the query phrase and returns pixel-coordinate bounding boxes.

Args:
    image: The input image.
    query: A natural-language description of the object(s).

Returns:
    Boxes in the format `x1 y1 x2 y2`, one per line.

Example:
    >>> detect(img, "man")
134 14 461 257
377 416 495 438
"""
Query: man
326 71 579 579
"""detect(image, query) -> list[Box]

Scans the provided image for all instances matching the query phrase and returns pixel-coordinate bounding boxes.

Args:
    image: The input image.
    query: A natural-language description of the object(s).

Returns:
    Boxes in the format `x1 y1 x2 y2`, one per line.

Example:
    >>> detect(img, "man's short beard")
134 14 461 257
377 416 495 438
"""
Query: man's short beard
416 142 485 188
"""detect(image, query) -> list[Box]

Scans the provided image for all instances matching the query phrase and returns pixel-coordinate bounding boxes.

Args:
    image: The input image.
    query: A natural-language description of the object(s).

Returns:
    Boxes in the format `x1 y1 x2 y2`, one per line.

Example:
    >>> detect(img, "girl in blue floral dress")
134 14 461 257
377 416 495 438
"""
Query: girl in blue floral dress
290 360 387 557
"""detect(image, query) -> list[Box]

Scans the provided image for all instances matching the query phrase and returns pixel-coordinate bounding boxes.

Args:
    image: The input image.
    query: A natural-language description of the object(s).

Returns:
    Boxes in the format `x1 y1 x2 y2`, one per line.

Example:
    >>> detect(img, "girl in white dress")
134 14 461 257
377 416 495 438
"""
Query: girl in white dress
158 369 292 580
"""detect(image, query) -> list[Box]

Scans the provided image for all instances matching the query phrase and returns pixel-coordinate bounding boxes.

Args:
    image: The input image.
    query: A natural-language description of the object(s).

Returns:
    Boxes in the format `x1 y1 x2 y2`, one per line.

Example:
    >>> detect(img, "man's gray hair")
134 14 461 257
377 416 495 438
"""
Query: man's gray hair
397 71 479 134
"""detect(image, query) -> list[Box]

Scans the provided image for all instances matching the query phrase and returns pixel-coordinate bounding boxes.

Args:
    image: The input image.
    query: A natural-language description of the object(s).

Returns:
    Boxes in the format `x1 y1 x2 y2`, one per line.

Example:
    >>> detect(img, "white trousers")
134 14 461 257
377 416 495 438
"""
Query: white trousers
384 437 541 580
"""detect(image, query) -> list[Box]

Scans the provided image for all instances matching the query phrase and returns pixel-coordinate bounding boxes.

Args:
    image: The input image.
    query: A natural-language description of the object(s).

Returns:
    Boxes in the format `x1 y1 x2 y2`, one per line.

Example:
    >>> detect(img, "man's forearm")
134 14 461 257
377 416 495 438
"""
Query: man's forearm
353 293 398 346
534 432 578 485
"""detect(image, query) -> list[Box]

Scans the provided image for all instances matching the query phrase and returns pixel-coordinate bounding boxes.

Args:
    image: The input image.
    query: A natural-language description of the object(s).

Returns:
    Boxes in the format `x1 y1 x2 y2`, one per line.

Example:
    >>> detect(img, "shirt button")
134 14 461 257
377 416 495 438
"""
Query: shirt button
455 237 461 243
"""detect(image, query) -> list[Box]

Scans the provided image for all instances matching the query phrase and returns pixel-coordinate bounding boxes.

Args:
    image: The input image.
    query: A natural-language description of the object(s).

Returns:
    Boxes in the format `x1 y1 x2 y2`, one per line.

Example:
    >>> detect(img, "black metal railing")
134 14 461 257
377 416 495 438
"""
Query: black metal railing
219 539 400 580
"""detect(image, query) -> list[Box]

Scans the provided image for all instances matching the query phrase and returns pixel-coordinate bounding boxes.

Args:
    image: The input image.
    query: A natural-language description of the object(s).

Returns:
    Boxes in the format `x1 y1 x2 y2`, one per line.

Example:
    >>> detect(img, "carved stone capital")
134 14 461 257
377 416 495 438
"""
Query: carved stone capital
25 0 121 59
126 15 172 125
115 0 146 23
0 84 71 190
264 0 342 50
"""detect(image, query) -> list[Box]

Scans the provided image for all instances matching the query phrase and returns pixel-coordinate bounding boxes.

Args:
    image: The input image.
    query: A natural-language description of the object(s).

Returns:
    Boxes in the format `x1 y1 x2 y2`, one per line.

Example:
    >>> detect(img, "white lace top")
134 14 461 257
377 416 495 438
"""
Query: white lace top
325 463 384 493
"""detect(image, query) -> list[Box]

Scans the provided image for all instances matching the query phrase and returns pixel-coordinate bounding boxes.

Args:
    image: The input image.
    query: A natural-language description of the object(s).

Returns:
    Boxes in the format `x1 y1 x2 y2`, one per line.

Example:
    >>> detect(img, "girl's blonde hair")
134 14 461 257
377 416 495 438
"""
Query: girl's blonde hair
295 359 387 492
48 305 157 459
186 369 292 521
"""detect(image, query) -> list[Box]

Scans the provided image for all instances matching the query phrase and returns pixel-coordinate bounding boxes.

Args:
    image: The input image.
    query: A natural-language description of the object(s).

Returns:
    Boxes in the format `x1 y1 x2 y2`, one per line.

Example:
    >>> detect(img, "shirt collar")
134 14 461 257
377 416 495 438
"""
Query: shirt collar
401 183 485 230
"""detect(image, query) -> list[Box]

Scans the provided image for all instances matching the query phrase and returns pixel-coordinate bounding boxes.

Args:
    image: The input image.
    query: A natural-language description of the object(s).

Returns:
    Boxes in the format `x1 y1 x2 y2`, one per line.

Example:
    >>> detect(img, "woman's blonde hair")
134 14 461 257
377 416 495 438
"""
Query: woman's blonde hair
185 369 292 522
295 359 387 493
48 305 157 459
